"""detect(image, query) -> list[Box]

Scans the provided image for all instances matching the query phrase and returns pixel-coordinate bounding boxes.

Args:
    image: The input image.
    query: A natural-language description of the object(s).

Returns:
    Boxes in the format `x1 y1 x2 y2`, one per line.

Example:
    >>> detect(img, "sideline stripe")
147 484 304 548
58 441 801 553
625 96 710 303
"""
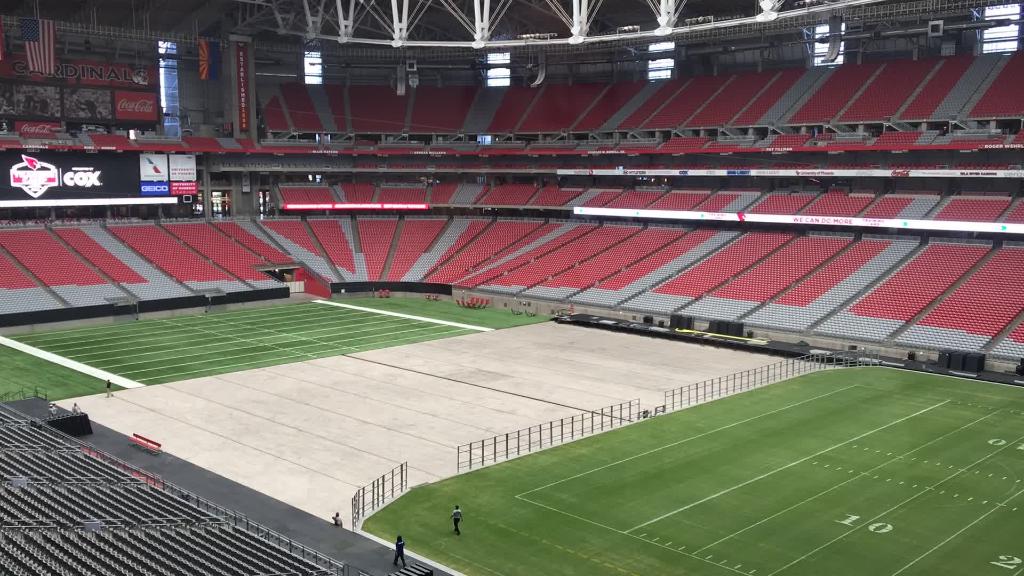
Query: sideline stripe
314 300 493 332
625 399 950 533
766 432 1024 576
695 408 997 554
518 384 860 498
0 335 143 389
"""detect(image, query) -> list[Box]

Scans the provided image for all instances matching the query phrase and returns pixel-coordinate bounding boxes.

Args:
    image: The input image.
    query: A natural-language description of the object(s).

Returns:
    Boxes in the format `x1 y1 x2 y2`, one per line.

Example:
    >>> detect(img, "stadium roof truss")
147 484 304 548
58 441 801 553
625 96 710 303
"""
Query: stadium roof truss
226 0 1013 51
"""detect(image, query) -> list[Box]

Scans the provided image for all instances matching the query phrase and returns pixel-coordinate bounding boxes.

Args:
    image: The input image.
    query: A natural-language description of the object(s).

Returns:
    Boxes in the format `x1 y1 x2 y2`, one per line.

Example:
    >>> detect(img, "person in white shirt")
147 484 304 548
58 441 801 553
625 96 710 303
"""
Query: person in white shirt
451 505 462 535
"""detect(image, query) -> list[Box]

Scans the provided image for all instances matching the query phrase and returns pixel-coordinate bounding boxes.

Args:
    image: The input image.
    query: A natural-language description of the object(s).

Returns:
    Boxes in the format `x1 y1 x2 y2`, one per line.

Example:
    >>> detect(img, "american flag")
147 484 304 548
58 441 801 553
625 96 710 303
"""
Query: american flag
20 18 55 75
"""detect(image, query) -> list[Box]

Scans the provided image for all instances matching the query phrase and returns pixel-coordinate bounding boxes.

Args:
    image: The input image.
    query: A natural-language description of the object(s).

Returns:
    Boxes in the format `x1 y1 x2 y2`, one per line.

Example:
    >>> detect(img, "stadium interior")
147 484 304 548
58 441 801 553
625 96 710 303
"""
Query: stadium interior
0 0 1024 574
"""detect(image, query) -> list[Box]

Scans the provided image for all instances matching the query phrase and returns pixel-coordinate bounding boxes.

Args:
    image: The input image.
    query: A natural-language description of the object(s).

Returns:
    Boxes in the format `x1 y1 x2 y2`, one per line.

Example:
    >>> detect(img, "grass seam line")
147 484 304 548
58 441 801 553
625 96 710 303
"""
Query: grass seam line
314 299 494 332
889 484 1024 576
517 384 861 499
0 334 144 389
625 399 951 533
766 432 1024 576
694 408 998 554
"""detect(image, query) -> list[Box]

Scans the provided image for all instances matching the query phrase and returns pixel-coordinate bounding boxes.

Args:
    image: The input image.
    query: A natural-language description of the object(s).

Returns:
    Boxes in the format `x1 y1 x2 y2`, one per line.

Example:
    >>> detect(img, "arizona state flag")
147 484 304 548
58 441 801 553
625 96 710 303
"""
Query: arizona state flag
198 39 220 80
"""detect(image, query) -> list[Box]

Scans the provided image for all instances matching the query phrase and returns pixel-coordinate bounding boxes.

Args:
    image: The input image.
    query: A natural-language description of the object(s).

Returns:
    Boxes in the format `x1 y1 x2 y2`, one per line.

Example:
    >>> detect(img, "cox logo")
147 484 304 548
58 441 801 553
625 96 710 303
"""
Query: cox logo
64 171 103 187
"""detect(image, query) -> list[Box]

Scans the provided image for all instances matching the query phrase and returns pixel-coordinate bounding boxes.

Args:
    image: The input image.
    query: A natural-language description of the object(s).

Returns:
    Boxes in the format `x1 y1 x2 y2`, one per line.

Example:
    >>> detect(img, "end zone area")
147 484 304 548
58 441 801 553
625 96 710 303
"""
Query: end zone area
364 368 1024 576
10 297 545 385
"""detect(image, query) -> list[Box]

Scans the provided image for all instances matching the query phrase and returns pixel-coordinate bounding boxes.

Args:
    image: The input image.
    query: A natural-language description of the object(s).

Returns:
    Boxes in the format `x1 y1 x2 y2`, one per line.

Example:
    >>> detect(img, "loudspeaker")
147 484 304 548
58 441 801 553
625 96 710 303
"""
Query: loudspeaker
928 20 944 37
642 315 654 325
823 15 844 63
670 314 694 330
964 352 986 373
949 352 965 371
938 351 951 369
731 322 745 337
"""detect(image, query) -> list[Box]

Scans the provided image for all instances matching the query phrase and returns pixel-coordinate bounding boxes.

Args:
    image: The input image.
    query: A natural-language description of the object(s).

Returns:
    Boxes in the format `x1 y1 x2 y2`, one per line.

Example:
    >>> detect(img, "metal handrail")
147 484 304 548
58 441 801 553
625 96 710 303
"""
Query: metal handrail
457 398 642 473
350 462 408 529
664 350 877 412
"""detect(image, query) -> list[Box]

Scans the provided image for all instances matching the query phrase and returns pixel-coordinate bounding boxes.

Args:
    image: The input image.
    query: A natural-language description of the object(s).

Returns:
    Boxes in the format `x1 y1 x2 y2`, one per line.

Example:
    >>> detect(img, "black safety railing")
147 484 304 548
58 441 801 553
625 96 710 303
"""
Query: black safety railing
457 399 641 473
351 462 408 529
664 350 877 412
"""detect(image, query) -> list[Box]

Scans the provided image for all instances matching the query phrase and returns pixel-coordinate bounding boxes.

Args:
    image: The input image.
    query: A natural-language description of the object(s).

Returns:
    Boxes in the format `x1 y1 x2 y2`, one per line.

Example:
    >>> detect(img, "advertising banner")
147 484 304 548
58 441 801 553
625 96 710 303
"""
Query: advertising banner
0 151 176 207
114 90 158 122
0 55 157 88
170 181 198 196
168 154 197 181
235 41 250 132
15 121 61 137
139 154 169 182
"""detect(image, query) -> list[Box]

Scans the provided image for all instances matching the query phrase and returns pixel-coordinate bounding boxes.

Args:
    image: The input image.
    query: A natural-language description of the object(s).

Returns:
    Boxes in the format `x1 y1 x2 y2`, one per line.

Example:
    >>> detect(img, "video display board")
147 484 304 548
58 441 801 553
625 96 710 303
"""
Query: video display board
0 151 175 207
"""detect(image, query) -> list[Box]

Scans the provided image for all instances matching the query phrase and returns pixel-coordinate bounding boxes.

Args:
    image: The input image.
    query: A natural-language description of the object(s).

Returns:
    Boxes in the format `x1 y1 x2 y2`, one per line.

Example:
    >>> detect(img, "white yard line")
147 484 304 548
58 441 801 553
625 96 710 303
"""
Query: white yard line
0 335 144 389
130 327 470 382
625 399 950 534
514 495 753 576
518 384 861 498
72 317 415 362
695 409 997 554
890 485 1024 576
314 299 493 332
767 433 1024 576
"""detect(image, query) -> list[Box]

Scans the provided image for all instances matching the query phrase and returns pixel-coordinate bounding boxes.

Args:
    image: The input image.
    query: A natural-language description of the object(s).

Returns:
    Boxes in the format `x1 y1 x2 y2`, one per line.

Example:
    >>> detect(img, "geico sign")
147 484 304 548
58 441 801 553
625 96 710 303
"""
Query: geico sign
9 155 102 198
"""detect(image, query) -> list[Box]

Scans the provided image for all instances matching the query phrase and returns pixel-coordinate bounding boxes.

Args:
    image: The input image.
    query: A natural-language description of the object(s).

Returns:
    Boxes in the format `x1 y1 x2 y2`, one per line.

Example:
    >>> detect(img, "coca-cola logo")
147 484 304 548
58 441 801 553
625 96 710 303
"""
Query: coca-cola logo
16 123 59 136
117 98 154 113
890 169 911 178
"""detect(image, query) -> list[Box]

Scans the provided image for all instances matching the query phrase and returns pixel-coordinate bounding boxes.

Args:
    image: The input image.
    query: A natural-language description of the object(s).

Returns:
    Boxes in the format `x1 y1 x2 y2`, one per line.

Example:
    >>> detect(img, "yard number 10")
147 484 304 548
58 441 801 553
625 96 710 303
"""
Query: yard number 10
990 556 1021 570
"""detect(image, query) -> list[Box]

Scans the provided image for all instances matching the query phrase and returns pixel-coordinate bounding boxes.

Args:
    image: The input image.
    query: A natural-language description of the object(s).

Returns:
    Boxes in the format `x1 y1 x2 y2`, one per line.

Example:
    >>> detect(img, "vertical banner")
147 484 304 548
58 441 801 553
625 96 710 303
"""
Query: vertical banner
234 41 250 133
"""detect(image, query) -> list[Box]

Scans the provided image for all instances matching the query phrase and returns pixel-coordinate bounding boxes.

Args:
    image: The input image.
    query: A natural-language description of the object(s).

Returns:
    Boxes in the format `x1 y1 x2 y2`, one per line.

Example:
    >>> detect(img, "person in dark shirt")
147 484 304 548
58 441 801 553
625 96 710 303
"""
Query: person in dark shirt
451 505 462 535
106 379 113 398
393 535 406 567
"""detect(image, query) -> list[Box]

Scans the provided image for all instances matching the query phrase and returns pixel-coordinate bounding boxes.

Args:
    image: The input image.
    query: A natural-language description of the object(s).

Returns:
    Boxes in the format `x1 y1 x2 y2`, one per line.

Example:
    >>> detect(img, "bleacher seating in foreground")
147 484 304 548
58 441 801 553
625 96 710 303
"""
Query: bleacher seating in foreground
0 409 338 576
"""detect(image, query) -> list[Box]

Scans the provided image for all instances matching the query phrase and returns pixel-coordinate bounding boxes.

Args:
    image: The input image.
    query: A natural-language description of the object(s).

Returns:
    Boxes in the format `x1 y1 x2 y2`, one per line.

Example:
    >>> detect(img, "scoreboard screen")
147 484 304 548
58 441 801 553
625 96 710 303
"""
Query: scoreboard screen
0 151 186 207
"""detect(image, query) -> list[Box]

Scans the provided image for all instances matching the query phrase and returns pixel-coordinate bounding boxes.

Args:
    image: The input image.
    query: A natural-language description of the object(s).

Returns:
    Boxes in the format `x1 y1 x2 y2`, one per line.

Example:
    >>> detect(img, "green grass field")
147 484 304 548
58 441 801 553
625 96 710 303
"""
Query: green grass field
6 297 547 388
365 368 1024 576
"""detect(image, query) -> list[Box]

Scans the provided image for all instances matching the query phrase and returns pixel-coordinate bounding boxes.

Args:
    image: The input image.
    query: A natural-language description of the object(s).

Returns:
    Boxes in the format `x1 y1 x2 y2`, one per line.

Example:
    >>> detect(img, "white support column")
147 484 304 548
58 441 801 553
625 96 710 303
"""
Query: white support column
569 0 588 44
390 0 410 46
336 0 354 41
656 0 677 36
472 0 491 48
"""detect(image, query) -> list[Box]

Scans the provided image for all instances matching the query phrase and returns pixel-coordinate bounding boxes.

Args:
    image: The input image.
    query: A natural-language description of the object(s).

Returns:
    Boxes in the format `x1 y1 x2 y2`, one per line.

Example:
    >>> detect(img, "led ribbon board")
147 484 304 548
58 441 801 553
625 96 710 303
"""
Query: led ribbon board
574 206 1024 235
281 203 431 210
557 168 1024 179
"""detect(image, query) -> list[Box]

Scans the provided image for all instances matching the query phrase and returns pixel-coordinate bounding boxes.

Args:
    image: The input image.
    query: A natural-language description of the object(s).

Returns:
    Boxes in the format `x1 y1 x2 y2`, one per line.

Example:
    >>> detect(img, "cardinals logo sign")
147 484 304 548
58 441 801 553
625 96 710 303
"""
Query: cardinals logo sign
9 154 103 198
10 155 59 198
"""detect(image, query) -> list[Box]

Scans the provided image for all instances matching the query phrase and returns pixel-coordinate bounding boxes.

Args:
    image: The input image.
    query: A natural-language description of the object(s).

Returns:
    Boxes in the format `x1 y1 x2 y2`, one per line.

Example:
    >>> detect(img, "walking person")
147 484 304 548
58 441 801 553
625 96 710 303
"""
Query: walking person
105 379 112 398
451 505 462 535
393 535 407 568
